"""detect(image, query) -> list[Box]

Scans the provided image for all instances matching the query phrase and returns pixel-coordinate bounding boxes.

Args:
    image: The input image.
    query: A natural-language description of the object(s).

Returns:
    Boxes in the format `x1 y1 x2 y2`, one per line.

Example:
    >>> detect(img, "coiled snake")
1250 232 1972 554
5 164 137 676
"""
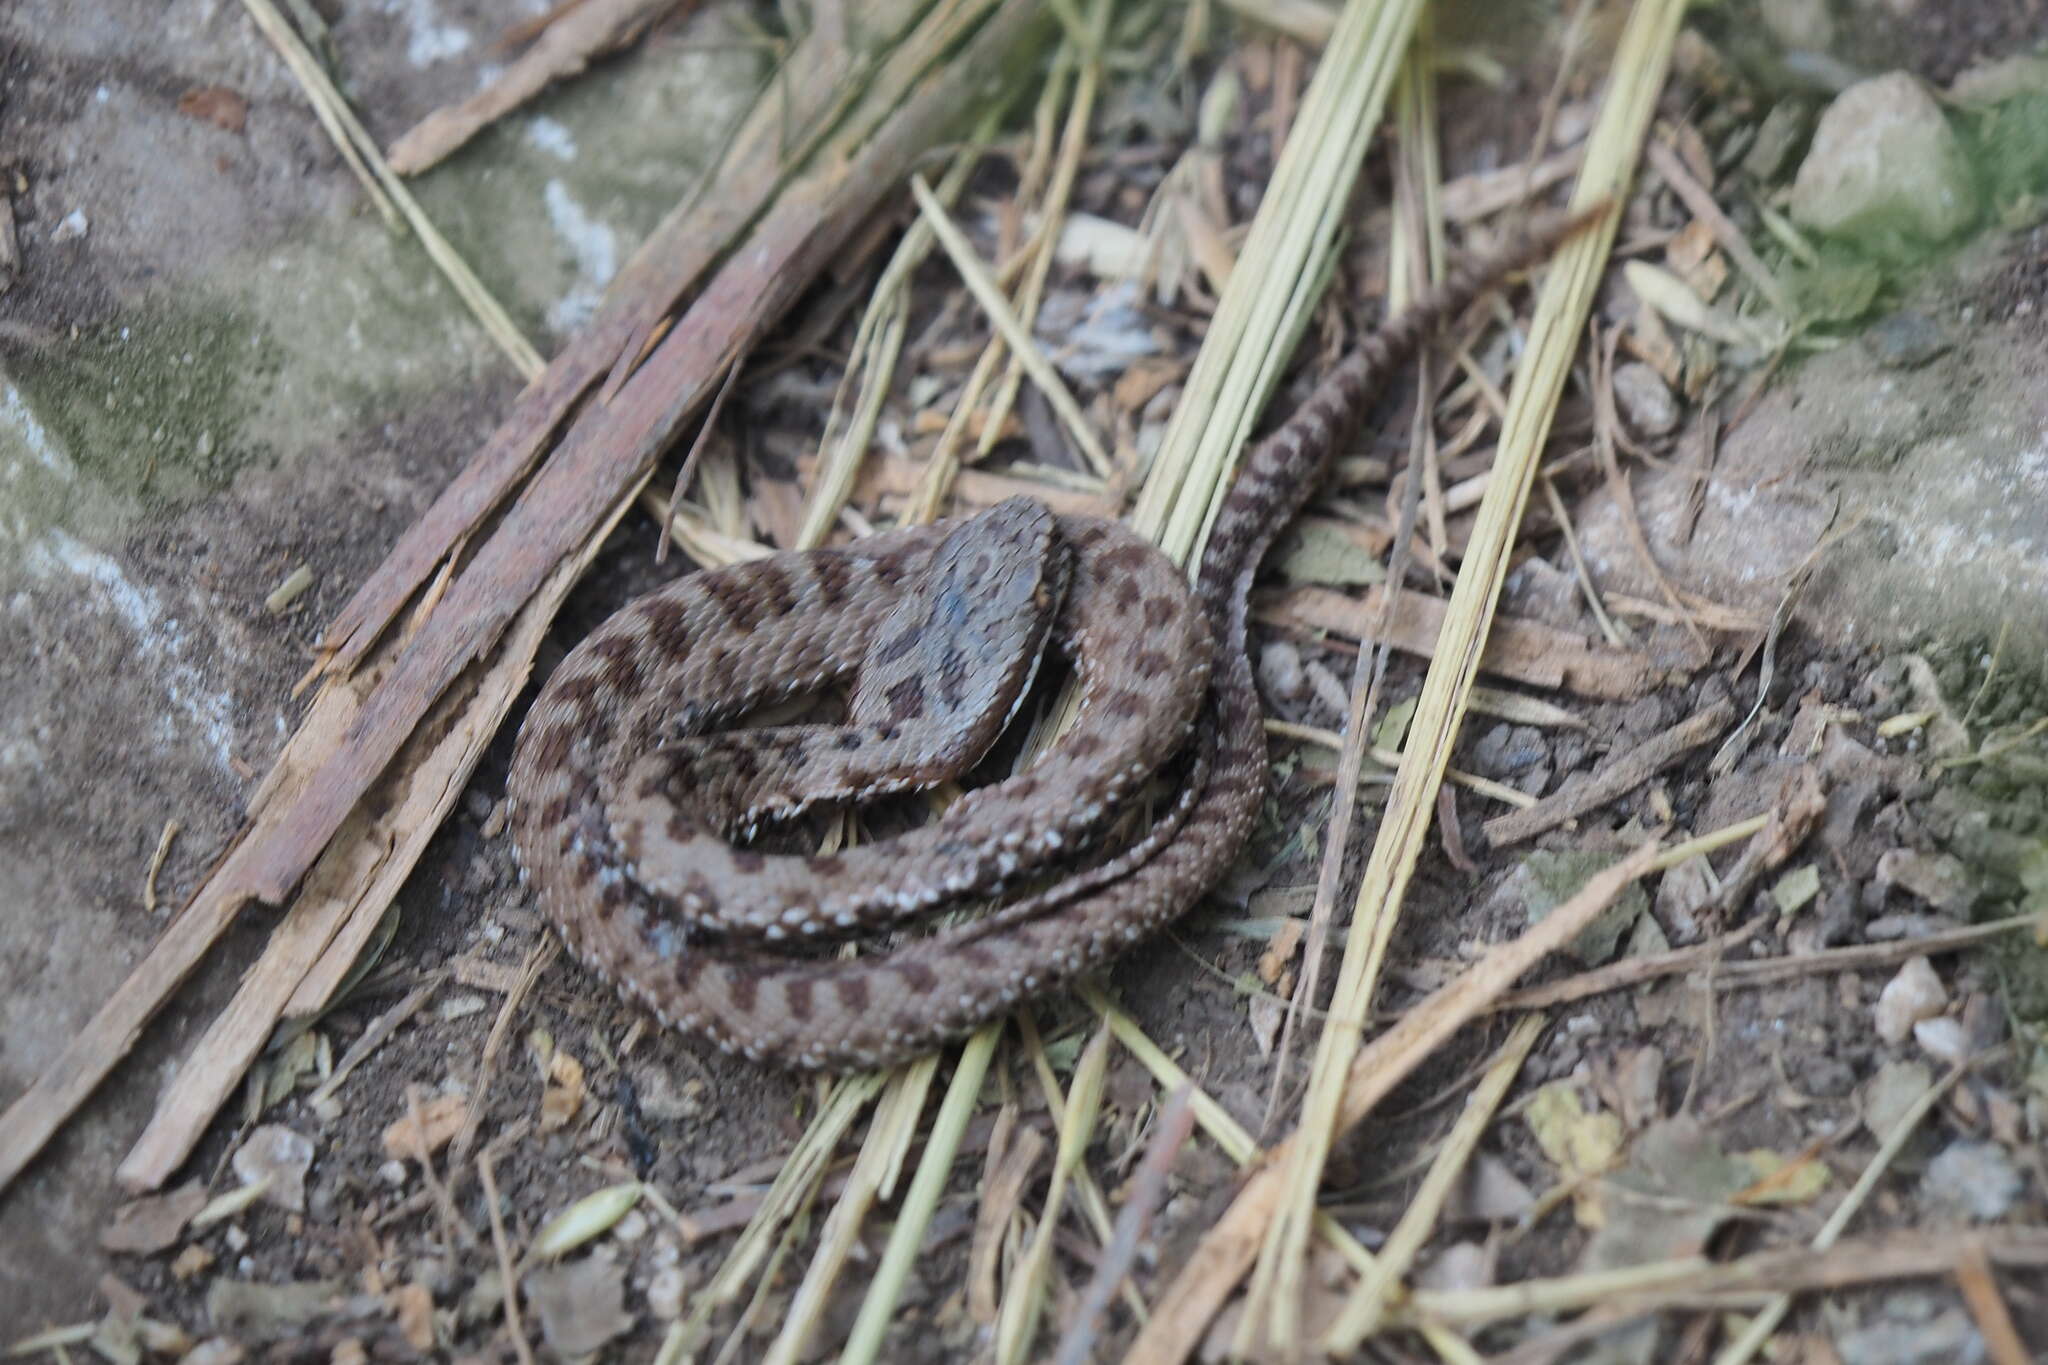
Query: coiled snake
507 223 1582 1070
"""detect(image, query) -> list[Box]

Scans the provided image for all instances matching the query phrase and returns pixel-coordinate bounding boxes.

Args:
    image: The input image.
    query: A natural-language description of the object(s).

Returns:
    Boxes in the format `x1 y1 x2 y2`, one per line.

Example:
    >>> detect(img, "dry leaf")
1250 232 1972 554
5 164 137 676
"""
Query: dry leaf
176 87 248 133
542 1046 587 1130
389 1282 435 1351
101 1182 207 1254
381 1094 467 1161
1526 1082 1624 1227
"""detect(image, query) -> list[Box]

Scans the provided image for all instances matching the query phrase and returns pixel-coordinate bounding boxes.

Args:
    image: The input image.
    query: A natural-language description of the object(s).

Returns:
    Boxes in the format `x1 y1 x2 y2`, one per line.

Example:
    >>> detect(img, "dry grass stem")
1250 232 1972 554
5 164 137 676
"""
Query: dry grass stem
838 1028 1001 1365
1321 1013 1545 1350
1132 840 1666 1364
1264 719 1536 807
995 1026 1111 1363
909 174 1113 477
761 1059 939 1365
1246 0 1686 1335
660 1071 886 1361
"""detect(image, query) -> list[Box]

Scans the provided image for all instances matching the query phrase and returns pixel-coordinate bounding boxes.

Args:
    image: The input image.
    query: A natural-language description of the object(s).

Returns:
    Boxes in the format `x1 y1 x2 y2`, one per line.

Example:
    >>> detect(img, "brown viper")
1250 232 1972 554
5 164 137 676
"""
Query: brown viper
506 218 1587 1071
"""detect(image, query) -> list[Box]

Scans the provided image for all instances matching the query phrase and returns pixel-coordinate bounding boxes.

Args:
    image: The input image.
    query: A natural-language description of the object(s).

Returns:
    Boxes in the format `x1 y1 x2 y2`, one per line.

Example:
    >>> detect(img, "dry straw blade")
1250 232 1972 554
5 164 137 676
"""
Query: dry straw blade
1241 0 1690 1354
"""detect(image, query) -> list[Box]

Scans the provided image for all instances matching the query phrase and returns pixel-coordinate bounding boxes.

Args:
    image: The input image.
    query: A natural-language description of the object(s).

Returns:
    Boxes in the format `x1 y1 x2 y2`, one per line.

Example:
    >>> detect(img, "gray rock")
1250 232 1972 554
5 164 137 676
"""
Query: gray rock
1836 1306 1984 1365
1470 724 1548 778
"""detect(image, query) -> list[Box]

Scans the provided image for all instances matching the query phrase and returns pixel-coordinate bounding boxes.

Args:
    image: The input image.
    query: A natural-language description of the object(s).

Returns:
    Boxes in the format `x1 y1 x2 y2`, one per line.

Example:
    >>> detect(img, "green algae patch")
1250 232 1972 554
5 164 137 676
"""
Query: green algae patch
8 304 279 507
1914 639 2048 1020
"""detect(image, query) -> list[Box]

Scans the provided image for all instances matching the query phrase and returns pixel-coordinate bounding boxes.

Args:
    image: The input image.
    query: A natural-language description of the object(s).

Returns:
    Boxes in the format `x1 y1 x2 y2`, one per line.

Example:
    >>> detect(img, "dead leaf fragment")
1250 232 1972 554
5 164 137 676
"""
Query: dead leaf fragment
170 1244 214 1281
524 1256 633 1357
101 1181 207 1254
231 1124 315 1212
381 1094 467 1161
1525 1082 1624 1227
541 1046 586 1130
1732 1148 1831 1205
389 1282 435 1351
176 87 248 134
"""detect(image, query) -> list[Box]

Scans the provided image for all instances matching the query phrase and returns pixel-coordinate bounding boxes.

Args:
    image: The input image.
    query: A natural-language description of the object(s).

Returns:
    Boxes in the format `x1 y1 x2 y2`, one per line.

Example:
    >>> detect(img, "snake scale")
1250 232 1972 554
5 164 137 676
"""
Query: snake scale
507 219 1586 1071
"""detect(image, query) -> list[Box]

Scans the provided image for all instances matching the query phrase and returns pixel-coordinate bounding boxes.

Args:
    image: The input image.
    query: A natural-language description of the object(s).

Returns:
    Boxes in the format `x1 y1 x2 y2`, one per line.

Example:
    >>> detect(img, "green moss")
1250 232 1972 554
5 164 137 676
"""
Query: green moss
9 302 278 505
1968 94 2048 216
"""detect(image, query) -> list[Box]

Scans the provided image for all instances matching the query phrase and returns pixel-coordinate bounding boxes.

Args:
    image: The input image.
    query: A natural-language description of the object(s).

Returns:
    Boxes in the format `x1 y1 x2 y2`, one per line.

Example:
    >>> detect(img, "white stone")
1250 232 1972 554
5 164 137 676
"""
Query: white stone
1873 955 1946 1043
1912 1015 1970 1066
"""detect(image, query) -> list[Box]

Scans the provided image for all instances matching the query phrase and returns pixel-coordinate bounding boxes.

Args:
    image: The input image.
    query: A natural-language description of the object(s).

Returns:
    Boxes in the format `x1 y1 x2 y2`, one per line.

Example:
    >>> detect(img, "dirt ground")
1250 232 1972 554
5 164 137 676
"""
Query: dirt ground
3 0 2046 1360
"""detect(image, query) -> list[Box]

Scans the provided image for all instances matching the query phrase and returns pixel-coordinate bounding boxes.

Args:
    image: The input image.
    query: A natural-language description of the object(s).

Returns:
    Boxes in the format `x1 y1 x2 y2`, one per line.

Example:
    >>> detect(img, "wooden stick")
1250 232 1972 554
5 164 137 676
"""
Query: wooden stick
1482 698 1733 847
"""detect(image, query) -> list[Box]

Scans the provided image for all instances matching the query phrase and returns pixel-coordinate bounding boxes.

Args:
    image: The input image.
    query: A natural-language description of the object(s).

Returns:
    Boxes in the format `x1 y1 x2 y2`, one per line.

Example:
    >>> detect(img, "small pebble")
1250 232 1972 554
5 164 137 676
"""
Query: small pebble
645 1264 688 1320
1864 312 1950 369
1415 1242 1491 1293
1874 956 1946 1043
1470 724 1548 778
1256 641 1307 704
1611 362 1680 437
1873 848 1974 912
1791 72 1977 248
1912 1016 1970 1065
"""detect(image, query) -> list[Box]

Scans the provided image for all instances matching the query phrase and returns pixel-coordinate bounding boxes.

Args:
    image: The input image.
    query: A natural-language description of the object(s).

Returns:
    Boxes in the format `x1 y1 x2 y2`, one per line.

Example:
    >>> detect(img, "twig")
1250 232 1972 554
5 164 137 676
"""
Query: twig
1398 1225 2048 1331
386 0 692 174
305 971 446 1107
451 937 559 1169
142 819 181 914
478 1146 540 1365
1266 583 1662 701
1051 1083 1195 1365
656 356 741 566
1642 137 1792 319
1482 698 1733 847
406 1084 473 1253
1955 1237 2034 1365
